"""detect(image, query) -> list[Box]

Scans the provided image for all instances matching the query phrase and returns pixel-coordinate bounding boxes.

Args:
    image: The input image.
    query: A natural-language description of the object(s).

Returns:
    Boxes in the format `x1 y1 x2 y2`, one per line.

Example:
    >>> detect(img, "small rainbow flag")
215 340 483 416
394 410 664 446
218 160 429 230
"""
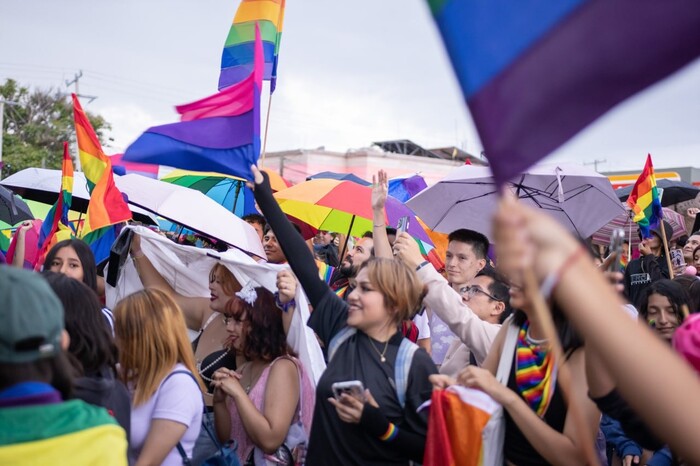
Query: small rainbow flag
73 94 132 263
219 0 285 92
626 154 663 239
36 142 76 266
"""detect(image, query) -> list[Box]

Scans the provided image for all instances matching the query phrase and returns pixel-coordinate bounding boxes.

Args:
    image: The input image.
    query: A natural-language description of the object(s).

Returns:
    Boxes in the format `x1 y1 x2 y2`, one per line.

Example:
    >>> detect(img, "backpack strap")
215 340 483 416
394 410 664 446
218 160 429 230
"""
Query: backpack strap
496 317 520 385
328 327 357 362
394 338 419 409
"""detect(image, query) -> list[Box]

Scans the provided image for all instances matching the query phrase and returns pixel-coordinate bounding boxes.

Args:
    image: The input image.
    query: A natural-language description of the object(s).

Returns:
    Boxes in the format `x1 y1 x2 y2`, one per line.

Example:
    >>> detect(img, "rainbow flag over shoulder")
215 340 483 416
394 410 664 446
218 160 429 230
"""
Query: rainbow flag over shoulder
36 142 76 266
124 23 264 181
427 1 700 186
73 94 132 263
627 154 663 239
219 0 285 92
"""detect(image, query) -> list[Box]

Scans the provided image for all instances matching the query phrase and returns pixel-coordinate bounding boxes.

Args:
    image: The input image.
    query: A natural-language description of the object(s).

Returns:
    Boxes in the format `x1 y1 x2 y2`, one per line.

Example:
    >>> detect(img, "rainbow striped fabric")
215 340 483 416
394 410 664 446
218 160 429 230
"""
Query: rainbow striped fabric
427 1 700 186
124 24 264 181
627 154 663 239
219 0 285 91
73 94 132 263
515 321 557 417
37 142 76 264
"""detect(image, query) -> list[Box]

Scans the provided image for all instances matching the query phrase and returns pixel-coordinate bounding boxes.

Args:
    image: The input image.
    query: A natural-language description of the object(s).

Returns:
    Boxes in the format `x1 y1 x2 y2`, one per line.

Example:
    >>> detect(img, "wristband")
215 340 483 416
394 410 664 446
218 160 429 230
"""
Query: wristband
379 423 399 442
540 247 587 299
274 291 295 313
373 224 386 228
415 260 430 272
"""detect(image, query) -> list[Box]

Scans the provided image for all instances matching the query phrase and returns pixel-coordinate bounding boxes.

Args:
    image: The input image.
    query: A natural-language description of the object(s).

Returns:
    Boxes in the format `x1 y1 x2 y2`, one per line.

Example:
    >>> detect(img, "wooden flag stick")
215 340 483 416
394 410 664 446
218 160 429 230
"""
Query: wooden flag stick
658 220 675 279
522 268 600 466
260 93 274 169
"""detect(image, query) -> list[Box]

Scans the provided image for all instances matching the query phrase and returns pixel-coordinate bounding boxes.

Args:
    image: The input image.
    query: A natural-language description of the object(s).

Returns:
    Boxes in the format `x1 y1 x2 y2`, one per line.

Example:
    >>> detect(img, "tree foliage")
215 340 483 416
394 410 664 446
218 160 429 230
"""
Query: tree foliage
0 78 111 177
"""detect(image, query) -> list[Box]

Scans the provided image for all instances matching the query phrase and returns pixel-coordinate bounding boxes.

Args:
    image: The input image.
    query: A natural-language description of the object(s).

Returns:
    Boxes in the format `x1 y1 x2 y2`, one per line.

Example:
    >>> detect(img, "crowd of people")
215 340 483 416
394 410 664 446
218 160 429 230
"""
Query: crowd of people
1 165 700 466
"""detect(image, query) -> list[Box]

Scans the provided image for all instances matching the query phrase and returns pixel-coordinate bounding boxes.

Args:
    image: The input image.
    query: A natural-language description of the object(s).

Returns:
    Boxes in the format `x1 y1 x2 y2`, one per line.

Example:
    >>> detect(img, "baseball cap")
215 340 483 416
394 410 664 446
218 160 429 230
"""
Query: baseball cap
0 267 64 363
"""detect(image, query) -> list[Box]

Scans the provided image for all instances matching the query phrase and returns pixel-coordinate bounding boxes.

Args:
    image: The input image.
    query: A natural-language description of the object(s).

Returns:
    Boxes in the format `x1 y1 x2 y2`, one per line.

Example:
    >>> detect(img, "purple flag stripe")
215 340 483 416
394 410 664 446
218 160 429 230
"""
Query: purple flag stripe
469 2 700 186
147 113 254 150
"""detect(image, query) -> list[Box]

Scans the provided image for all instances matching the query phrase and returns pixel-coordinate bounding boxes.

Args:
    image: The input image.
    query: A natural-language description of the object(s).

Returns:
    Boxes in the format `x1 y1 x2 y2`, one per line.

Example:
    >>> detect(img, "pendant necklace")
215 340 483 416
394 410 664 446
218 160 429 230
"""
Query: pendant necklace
368 335 390 363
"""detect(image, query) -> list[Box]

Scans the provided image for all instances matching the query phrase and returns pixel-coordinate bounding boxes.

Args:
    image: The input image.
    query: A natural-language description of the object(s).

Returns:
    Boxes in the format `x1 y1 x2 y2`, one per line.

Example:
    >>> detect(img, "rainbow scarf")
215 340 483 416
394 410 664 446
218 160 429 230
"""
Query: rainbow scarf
515 321 557 417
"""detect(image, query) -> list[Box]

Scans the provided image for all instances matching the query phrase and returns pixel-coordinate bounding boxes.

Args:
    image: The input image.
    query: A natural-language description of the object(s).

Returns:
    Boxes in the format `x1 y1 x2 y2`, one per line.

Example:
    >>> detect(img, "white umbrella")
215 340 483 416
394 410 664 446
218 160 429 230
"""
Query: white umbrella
408 163 625 240
115 174 265 258
0 167 158 226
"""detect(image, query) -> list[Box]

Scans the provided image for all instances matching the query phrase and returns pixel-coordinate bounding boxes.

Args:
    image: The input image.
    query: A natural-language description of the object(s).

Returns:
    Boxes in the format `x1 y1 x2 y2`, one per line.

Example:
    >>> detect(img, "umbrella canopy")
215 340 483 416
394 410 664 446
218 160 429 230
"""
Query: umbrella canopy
388 174 428 202
307 171 371 186
0 185 33 226
408 163 625 240
115 174 265 258
160 169 256 217
615 179 700 206
274 179 433 247
1 168 158 226
261 168 292 192
591 206 686 249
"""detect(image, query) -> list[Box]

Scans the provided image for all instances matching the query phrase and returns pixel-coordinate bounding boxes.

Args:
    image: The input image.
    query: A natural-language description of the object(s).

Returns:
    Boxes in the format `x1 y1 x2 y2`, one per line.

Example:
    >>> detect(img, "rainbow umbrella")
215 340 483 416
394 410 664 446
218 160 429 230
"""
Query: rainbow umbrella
262 168 292 192
274 179 434 250
160 169 257 217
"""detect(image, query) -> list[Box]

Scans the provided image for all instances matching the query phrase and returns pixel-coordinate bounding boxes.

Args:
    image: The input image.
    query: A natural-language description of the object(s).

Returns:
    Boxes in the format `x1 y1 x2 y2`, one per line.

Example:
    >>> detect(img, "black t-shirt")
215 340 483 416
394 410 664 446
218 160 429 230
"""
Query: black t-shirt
306 289 437 465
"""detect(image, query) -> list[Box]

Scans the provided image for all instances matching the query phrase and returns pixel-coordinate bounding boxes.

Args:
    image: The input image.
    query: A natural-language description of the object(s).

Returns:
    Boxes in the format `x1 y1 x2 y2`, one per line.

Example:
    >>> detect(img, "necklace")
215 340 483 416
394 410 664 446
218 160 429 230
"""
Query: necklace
241 362 267 394
197 349 231 383
368 335 390 363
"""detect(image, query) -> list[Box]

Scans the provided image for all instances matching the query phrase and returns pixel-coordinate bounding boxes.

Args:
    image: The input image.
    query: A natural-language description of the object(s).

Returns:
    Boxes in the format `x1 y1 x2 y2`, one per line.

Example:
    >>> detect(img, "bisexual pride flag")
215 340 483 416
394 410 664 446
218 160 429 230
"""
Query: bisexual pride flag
427 1 700 186
124 24 264 181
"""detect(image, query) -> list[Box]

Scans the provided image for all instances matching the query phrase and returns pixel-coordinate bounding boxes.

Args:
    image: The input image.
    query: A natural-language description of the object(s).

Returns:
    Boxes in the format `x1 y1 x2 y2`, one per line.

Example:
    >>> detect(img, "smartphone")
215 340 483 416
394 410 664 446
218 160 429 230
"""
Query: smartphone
331 380 366 402
670 248 686 268
396 216 410 235
607 228 625 273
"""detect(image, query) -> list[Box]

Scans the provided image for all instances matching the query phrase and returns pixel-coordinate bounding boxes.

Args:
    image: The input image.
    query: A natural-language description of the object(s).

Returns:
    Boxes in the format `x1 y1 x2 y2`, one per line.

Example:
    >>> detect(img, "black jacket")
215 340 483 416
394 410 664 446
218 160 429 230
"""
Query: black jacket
623 253 669 309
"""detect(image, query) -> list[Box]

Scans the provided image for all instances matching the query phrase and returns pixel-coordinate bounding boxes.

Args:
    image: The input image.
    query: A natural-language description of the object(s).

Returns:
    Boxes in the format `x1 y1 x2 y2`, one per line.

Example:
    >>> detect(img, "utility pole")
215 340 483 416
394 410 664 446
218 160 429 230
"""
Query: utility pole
65 70 97 172
584 158 607 172
0 98 19 180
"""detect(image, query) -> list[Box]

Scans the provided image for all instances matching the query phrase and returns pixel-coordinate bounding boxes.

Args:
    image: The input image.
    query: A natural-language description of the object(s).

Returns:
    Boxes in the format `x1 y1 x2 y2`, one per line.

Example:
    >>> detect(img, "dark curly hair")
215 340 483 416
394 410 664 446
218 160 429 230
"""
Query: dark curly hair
225 287 295 362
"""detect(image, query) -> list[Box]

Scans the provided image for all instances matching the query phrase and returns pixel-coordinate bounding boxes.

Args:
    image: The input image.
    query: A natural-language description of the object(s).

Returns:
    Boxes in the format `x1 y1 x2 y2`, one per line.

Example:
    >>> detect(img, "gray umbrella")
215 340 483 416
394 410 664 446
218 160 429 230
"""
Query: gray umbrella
408 163 625 240
0 185 33 226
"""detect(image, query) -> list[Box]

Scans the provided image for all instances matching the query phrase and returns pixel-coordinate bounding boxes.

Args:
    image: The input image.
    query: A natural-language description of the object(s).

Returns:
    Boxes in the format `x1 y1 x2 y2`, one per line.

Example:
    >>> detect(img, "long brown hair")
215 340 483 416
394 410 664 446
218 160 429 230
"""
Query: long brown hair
225 287 295 362
114 288 205 405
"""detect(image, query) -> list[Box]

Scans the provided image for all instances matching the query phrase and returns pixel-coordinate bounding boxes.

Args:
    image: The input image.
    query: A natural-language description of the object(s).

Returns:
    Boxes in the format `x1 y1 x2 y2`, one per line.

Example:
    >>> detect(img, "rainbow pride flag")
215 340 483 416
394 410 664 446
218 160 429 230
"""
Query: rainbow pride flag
37 143 76 265
219 0 285 92
627 154 663 239
427 1 700 186
124 23 264 181
73 95 132 263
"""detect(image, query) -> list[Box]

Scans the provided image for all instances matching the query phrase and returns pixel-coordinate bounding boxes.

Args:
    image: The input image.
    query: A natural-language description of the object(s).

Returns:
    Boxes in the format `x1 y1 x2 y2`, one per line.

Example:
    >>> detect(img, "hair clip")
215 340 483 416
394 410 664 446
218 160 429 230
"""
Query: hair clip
236 282 258 305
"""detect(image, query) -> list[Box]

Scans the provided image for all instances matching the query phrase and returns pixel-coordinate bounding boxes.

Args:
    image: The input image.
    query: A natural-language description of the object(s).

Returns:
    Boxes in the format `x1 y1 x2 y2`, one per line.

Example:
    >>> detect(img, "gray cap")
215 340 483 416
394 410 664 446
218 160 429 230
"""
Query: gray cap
0 267 64 363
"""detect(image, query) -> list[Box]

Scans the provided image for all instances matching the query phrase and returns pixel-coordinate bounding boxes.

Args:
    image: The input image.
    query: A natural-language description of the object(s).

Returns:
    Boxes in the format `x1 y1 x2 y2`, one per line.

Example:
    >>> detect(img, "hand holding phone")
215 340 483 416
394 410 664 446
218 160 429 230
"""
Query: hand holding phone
332 380 366 402
396 216 410 235
606 228 625 273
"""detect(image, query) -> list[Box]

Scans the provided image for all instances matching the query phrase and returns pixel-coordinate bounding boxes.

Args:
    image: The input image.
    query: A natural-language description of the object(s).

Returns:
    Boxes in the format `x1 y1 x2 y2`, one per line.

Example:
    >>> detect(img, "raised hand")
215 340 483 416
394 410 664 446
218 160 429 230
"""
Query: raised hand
371 170 389 212
276 269 298 304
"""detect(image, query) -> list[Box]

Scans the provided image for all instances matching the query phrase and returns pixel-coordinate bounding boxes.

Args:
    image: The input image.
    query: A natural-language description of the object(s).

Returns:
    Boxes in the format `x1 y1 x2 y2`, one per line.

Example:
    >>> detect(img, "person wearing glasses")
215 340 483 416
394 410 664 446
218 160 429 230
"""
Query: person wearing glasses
393 234 511 378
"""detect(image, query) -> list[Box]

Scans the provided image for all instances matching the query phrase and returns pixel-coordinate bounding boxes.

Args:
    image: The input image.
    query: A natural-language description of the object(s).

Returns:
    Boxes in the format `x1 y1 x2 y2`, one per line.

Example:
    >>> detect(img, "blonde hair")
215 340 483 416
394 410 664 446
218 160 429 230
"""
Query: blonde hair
114 288 205 406
209 263 242 297
360 258 426 324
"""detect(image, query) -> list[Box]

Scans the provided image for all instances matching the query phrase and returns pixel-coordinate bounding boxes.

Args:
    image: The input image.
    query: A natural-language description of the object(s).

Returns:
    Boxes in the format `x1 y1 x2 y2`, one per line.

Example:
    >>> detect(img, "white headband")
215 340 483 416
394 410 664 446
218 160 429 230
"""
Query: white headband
235 282 258 305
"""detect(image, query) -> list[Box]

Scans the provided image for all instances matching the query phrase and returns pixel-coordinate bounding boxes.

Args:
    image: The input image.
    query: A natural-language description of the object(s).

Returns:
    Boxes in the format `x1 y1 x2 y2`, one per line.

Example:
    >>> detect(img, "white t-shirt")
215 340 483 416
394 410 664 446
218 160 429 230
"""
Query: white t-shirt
413 311 431 340
129 364 203 466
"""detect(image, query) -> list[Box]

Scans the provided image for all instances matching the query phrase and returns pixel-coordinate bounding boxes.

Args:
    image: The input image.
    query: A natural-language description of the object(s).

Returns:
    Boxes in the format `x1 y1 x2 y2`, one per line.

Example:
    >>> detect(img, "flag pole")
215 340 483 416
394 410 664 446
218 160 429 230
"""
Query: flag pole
659 221 675 279
260 93 274 168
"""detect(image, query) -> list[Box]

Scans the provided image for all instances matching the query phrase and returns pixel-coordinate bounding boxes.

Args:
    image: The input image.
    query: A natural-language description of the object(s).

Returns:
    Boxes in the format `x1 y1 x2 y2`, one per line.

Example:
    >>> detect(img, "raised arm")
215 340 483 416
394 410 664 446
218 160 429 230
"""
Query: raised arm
11 221 33 268
394 232 499 364
493 193 700 464
249 165 329 307
371 170 393 259
129 233 209 330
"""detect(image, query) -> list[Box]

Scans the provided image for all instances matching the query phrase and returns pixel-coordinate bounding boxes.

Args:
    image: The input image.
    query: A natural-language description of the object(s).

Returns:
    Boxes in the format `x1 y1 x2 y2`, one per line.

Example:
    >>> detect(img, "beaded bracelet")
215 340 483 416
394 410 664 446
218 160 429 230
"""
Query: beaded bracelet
274 291 296 313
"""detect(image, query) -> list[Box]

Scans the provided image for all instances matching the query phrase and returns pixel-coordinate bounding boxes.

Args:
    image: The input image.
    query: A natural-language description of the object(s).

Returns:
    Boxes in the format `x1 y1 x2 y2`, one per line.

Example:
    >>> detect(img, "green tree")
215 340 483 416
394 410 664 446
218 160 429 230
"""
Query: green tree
0 78 111 177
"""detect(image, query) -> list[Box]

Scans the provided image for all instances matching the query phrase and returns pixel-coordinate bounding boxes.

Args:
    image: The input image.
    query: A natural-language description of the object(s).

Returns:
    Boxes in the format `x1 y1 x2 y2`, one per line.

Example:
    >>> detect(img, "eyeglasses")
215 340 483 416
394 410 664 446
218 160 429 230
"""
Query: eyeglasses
459 285 502 302
222 314 242 326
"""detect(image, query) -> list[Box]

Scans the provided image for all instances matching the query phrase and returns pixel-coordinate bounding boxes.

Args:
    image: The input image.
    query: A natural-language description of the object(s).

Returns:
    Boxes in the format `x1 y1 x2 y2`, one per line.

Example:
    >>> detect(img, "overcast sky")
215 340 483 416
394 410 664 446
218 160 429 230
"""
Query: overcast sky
1 0 699 173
